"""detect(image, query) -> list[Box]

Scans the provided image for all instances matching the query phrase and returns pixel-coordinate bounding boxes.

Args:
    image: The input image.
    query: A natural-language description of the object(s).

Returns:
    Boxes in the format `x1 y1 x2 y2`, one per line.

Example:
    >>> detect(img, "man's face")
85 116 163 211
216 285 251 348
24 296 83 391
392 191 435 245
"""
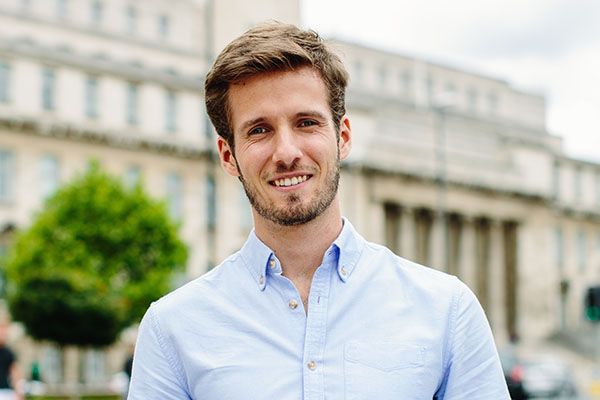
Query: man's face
217 66 351 226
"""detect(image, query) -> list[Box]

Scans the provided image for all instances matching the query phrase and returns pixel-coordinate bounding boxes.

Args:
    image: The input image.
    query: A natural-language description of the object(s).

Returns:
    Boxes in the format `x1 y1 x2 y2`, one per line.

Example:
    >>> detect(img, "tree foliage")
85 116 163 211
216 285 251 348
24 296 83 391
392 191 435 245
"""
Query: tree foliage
5 163 187 347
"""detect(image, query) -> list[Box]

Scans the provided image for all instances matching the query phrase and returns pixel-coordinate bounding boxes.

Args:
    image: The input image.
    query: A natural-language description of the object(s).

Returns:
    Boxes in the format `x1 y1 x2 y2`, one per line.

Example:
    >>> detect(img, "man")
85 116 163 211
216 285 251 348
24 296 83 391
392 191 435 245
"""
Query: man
0 320 23 400
129 22 509 399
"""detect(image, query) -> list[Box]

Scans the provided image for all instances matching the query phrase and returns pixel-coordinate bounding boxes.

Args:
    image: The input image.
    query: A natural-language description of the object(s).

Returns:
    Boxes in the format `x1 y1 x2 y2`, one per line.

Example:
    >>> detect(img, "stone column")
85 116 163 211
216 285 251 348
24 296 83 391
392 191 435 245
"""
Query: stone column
503 221 519 340
400 207 416 261
368 199 386 245
475 218 491 312
414 209 432 266
489 220 507 343
63 346 79 391
431 211 447 271
447 214 462 277
459 215 477 292
383 203 401 254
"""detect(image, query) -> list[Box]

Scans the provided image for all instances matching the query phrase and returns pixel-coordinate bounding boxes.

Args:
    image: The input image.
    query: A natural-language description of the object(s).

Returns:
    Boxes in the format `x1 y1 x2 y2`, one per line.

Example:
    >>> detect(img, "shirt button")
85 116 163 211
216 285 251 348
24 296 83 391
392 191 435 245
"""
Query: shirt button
307 360 317 371
341 266 348 276
288 299 298 310
259 275 264 285
269 259 276 269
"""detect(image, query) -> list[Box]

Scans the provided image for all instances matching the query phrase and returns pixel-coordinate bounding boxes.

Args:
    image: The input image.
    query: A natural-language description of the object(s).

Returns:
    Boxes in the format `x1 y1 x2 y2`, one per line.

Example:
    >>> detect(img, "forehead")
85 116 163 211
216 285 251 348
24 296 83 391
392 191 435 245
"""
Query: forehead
227 67 330 129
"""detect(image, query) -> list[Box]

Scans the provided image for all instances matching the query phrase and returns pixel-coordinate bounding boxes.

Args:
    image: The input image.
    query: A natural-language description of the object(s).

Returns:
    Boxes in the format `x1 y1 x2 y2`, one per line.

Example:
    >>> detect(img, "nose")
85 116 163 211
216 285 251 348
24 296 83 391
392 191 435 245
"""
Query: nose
271 127 302 168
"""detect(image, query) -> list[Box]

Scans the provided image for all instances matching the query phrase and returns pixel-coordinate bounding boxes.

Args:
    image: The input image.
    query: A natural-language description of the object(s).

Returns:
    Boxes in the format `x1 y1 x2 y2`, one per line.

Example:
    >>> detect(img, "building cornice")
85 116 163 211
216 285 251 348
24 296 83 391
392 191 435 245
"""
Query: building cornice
0 7 205 59
0 39 204 91
342 161 548 202
348 88 548 136
342 161 600 220
0 115 212 160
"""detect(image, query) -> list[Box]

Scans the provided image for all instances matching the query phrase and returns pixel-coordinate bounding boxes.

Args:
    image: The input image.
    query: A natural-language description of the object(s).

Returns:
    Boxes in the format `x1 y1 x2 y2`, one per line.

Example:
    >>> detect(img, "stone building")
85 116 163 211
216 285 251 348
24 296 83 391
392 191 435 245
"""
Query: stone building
0 0 599 388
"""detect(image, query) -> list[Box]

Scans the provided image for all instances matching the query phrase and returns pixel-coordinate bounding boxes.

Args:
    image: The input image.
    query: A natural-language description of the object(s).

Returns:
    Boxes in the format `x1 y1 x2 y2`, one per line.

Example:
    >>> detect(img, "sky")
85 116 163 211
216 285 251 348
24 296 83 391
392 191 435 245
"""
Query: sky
302 0 600 162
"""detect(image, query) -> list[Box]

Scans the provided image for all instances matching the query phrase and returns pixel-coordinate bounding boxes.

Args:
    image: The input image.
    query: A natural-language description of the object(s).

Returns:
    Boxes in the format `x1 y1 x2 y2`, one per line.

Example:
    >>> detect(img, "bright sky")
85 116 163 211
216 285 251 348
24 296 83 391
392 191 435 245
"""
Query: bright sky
302 0 600 162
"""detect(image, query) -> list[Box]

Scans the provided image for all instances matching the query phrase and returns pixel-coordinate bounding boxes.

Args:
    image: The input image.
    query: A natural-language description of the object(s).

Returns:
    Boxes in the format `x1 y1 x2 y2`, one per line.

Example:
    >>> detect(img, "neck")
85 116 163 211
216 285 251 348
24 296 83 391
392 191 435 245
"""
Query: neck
253 198 343 279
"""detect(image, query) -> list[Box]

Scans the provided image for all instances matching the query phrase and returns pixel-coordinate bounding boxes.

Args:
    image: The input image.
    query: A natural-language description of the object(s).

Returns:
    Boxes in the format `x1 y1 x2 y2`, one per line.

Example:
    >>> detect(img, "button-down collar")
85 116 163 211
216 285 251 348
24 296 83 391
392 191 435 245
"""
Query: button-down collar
239 218 365 290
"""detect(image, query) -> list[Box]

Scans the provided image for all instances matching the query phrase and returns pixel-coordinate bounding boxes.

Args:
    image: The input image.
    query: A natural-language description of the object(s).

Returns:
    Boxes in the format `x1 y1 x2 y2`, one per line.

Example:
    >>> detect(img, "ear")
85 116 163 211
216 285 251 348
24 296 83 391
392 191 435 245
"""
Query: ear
338 115 352 160
217 137 240 177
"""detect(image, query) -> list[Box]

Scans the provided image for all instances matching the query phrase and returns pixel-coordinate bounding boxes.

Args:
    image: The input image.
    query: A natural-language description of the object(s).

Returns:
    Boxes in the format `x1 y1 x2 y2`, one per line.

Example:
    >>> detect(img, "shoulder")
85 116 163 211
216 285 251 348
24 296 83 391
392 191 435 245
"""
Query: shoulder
148 251 250 324
362 240 467 299
0 346 15 363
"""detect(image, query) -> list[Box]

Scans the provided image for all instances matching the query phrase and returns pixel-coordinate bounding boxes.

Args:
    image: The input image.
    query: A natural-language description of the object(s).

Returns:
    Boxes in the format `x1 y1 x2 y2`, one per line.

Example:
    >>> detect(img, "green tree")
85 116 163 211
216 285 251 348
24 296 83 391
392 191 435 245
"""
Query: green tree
5 163 187 347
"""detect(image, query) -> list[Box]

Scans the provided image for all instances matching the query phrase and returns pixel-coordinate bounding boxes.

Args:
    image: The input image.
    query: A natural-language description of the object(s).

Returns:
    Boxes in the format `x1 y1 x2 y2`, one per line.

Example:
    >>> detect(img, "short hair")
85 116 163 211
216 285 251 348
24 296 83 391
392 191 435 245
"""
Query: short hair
204 21 349 148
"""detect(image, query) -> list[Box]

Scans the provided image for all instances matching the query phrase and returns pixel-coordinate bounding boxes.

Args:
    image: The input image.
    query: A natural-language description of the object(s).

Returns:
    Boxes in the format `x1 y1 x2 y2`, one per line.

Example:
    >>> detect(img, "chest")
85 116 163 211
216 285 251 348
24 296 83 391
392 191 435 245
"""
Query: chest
180 283 446 400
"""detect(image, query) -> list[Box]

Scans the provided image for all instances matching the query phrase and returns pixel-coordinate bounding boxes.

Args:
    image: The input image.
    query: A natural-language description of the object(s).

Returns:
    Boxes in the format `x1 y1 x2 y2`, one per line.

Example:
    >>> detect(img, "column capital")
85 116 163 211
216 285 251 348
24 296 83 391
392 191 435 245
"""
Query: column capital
400 204 415 215
461 214 476 224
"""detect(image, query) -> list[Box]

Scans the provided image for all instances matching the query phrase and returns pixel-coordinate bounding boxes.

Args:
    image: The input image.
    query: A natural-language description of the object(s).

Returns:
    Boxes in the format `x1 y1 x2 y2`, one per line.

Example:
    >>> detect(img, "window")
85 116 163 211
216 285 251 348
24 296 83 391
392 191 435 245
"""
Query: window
378 65 387 89
426 75 434 102
0 243 7 297
488 92 498 115
124 165 141 188
555 227 564 271
158 14 169 39
239 186 252 232
552 161 561 200
91 0 102 26
83 349 105 384
0 62 10 103
0 150 15 201
206 175 216 231
20 0 31 12
40 154 59 199
42 68 55 111
596 172 600 206
166 172 182 220
399 71 411 95
85 76 99 118
467 87 478 112
126 82 139 125
574 166 582 202
353 61 363 83
445 83 456 94
125 5 137 35
165 90 177 133
42 346 63 384
577 230 587 272
56 0 68 19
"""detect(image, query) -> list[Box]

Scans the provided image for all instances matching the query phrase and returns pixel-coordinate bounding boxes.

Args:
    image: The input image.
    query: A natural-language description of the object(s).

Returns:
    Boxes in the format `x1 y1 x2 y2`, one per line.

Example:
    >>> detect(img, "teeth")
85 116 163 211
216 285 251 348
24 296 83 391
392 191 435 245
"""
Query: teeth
274 175 308 187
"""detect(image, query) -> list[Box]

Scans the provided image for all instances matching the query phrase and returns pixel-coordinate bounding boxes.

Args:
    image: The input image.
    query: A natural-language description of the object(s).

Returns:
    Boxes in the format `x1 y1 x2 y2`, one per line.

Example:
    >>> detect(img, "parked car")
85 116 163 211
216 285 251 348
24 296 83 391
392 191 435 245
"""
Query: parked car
501 354 578 399
499 348 527 400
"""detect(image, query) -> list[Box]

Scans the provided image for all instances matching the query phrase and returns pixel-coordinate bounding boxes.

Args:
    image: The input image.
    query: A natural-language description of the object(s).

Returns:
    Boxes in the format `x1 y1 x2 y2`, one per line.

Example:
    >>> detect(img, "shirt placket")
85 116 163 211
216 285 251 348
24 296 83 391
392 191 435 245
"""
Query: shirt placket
302 256 334 400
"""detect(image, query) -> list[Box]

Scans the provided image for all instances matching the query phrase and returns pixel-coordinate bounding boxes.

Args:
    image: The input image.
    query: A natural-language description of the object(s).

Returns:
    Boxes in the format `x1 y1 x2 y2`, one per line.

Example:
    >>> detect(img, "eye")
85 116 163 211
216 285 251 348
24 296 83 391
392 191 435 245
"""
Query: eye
249 126 268 135
299 119 318 128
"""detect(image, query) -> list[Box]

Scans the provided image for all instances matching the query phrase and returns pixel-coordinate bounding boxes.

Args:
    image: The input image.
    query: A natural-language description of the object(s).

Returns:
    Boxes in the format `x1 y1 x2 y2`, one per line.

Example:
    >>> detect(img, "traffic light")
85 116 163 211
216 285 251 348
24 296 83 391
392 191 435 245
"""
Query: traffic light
585 286 600 322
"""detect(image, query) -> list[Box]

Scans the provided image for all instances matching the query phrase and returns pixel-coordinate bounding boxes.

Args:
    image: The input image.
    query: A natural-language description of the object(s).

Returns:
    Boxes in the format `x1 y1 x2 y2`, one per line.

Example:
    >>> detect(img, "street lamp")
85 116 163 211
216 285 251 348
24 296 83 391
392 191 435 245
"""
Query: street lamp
432 92 456 272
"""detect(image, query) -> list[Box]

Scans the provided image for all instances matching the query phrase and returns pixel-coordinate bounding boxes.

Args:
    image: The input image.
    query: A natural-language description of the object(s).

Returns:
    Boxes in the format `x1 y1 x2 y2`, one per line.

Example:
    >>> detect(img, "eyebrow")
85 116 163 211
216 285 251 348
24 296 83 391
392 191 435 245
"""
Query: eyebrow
238 111 329 132
239 117 266 132
296 111 329 121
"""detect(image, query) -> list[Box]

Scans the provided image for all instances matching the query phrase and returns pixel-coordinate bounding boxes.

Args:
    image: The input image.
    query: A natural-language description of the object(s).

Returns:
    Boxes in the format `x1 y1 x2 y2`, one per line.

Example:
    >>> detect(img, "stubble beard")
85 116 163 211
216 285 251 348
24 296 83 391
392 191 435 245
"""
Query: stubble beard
239 157 340 227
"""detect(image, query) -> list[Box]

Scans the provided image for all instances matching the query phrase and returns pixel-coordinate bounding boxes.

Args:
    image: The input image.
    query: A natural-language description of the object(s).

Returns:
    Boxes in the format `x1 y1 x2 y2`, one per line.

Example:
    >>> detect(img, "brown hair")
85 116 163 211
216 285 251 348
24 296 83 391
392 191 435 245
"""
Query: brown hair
204 21 349 148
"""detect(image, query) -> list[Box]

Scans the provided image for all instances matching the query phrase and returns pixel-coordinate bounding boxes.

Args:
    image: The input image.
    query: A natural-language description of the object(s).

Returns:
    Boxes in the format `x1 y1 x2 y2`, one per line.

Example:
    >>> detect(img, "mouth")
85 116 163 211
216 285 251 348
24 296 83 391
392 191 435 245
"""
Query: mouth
270 175 311 188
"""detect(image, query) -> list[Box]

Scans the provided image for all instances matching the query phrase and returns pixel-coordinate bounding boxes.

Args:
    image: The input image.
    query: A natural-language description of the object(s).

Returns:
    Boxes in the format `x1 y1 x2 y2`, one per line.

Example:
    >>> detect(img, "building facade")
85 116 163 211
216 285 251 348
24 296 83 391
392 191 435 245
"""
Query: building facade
0 0 599 389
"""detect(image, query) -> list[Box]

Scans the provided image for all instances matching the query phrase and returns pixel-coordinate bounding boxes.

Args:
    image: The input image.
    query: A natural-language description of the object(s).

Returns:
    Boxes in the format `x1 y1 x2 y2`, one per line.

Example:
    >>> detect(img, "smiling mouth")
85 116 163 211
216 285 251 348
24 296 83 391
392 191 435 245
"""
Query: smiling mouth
271 175 310 188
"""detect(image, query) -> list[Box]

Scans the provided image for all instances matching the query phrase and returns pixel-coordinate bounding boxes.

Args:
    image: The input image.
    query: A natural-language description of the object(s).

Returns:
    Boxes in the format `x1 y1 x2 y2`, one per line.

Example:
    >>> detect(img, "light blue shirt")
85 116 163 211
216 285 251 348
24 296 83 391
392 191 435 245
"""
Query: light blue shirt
129 219 509 399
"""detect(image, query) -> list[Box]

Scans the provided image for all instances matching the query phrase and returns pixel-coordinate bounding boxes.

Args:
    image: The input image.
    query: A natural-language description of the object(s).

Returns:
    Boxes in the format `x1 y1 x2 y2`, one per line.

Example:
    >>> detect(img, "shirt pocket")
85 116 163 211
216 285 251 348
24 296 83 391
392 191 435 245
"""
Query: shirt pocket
344 340 427 400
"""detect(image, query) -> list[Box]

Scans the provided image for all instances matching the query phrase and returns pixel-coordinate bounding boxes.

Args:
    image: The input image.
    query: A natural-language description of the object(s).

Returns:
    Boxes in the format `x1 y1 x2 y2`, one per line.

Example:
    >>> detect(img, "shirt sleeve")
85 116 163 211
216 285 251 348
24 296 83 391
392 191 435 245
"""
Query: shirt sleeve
435 281 510 400
128 304 192 400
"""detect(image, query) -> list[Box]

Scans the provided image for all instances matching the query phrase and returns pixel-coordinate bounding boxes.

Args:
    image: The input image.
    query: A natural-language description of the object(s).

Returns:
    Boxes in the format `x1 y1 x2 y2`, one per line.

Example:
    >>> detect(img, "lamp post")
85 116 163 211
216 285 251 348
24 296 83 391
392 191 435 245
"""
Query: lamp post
432 92 455 272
